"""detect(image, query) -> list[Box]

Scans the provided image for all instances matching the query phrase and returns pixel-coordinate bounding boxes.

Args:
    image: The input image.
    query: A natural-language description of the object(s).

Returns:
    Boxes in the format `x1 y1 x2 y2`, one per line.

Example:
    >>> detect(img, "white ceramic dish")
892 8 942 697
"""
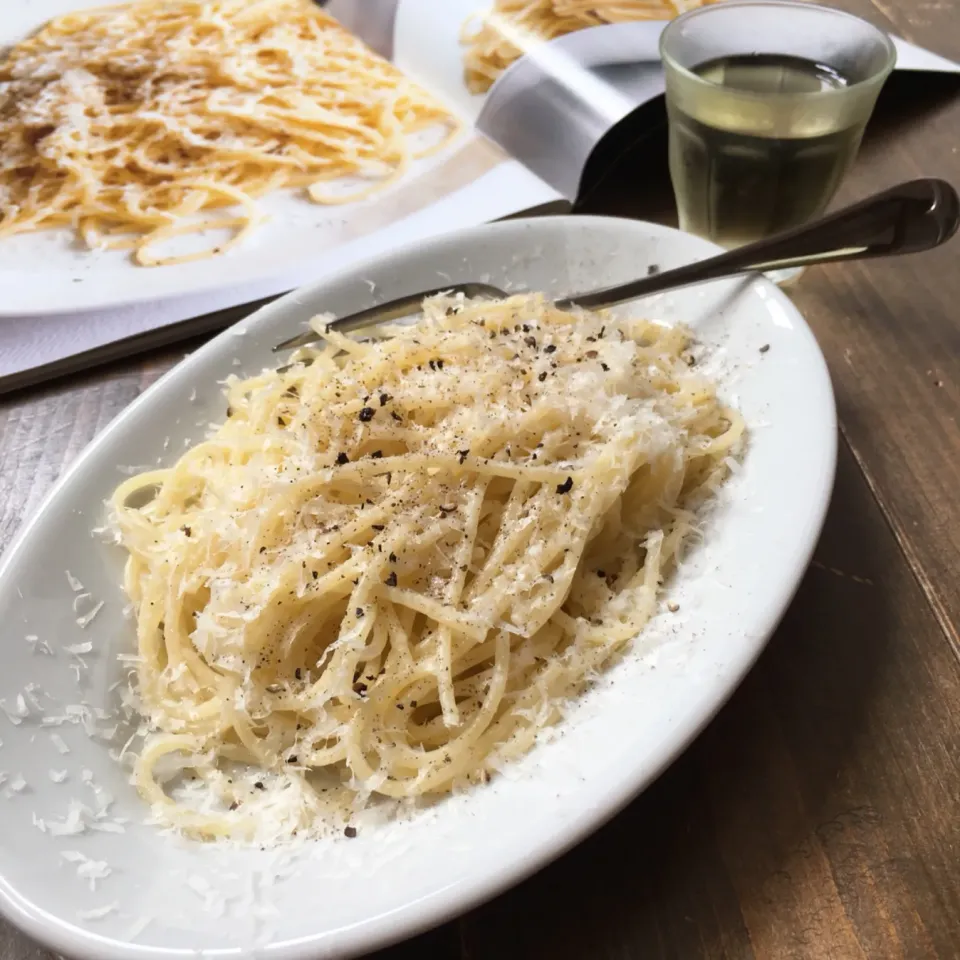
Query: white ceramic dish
0 216 836 960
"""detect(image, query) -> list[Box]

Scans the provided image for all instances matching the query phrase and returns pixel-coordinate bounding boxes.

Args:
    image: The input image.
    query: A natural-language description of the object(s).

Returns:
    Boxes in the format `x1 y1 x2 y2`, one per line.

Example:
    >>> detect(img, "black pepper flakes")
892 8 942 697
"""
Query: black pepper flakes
457 449 470 464
356 607 365 618
760 344 770 353
585 350 598 359
524 335 537 348
254 781 265 791
391 411 403 422
379 393 391 406
544 344 557 354
600 362 610 372
344 826 357 838
372 524 385 531
358 407 375 422
295 668 302 680
538 371 547 382
335 452 349 465
371 450 383 459
385 571 398 587
556 476 574 494
181 526 191 536
596 569 606 578
388 552 397 563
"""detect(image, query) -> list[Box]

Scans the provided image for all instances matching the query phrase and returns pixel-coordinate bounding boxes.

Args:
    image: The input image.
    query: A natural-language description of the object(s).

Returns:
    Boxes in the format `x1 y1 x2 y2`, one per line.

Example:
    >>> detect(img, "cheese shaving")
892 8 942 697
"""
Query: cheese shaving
78 902 119 921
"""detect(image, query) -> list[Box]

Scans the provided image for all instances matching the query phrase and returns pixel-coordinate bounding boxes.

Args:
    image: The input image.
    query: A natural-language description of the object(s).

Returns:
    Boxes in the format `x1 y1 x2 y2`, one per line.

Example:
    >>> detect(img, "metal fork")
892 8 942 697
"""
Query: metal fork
273 178 959 355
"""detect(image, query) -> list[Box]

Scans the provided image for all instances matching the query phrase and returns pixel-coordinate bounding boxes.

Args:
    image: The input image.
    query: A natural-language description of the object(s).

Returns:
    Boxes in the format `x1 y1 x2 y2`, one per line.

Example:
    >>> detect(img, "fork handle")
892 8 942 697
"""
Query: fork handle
275 282 506 352
558 179 960 311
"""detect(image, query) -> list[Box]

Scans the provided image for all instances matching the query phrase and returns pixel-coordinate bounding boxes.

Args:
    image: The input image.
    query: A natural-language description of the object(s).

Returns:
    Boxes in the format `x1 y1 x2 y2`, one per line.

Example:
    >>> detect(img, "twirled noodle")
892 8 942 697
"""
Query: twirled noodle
111 294 744 842
461 0 721 93
0 0 458 265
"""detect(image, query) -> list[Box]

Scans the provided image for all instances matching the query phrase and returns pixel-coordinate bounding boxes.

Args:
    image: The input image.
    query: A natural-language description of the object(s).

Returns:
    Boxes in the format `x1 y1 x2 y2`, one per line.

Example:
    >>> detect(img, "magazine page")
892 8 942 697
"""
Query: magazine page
0 0 563 388
5 0 958 389
348 0 960 202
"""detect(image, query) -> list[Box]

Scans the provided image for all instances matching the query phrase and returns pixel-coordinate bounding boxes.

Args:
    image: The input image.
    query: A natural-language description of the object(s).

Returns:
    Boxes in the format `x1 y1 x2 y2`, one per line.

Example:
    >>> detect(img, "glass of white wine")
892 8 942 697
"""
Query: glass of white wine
660 1 896 283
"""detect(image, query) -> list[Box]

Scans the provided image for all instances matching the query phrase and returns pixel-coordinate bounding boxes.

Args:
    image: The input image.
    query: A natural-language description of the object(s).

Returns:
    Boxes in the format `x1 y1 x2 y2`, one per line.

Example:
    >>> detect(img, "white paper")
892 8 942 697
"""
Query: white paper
893 36 960 74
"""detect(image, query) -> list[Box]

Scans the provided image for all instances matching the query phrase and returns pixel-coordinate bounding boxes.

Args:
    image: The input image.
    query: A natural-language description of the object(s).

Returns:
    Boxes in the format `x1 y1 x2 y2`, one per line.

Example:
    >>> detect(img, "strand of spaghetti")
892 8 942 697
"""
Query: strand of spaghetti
435 479 490 726
332 452 576 484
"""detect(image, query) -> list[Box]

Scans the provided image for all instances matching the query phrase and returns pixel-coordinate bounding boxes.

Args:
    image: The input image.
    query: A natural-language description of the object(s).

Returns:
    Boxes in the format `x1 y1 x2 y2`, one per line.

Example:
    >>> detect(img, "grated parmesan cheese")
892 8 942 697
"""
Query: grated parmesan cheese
76 600 105 628
61 850 112 890
26 634 54 656
78 902 119 921
0 698 27 725
7 774 27 794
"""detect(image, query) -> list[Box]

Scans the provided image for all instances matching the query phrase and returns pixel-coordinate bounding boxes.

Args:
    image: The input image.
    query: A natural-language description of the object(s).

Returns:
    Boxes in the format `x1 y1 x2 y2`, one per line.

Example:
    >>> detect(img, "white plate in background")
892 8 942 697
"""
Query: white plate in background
0 215 835 959
1 0 557 317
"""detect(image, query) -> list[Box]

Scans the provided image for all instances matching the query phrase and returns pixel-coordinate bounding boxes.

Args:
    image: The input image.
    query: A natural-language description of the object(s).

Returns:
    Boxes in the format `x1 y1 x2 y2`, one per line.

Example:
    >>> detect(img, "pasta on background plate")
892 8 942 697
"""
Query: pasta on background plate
461 0 722 93
0 0 457 265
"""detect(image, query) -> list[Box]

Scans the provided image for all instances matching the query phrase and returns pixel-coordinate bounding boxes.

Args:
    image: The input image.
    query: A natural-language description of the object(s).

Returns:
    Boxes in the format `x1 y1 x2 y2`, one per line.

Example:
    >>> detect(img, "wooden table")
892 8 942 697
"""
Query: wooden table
1 1 958 957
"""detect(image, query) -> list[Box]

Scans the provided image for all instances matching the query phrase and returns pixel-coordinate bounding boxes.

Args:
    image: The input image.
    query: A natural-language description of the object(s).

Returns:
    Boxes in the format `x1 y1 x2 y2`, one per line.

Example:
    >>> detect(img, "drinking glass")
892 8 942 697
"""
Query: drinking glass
660 1 896 282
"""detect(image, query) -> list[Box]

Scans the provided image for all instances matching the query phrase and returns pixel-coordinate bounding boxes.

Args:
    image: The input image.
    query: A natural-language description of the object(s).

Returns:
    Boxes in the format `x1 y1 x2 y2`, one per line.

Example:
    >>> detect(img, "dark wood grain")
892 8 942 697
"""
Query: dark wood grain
2 0 960 957
790 0 960 653
459 442 960 960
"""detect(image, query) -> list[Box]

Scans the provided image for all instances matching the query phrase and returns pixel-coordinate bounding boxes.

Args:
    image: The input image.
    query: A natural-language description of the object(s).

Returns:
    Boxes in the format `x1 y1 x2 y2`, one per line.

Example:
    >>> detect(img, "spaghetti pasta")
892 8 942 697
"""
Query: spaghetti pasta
111 294 743 843
461 0 720 93
0 0 458 266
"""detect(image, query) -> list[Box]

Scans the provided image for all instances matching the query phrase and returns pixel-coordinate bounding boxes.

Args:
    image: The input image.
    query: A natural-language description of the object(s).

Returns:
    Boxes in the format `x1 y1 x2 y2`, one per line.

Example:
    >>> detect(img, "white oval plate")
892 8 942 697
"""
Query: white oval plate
0 216 835 960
